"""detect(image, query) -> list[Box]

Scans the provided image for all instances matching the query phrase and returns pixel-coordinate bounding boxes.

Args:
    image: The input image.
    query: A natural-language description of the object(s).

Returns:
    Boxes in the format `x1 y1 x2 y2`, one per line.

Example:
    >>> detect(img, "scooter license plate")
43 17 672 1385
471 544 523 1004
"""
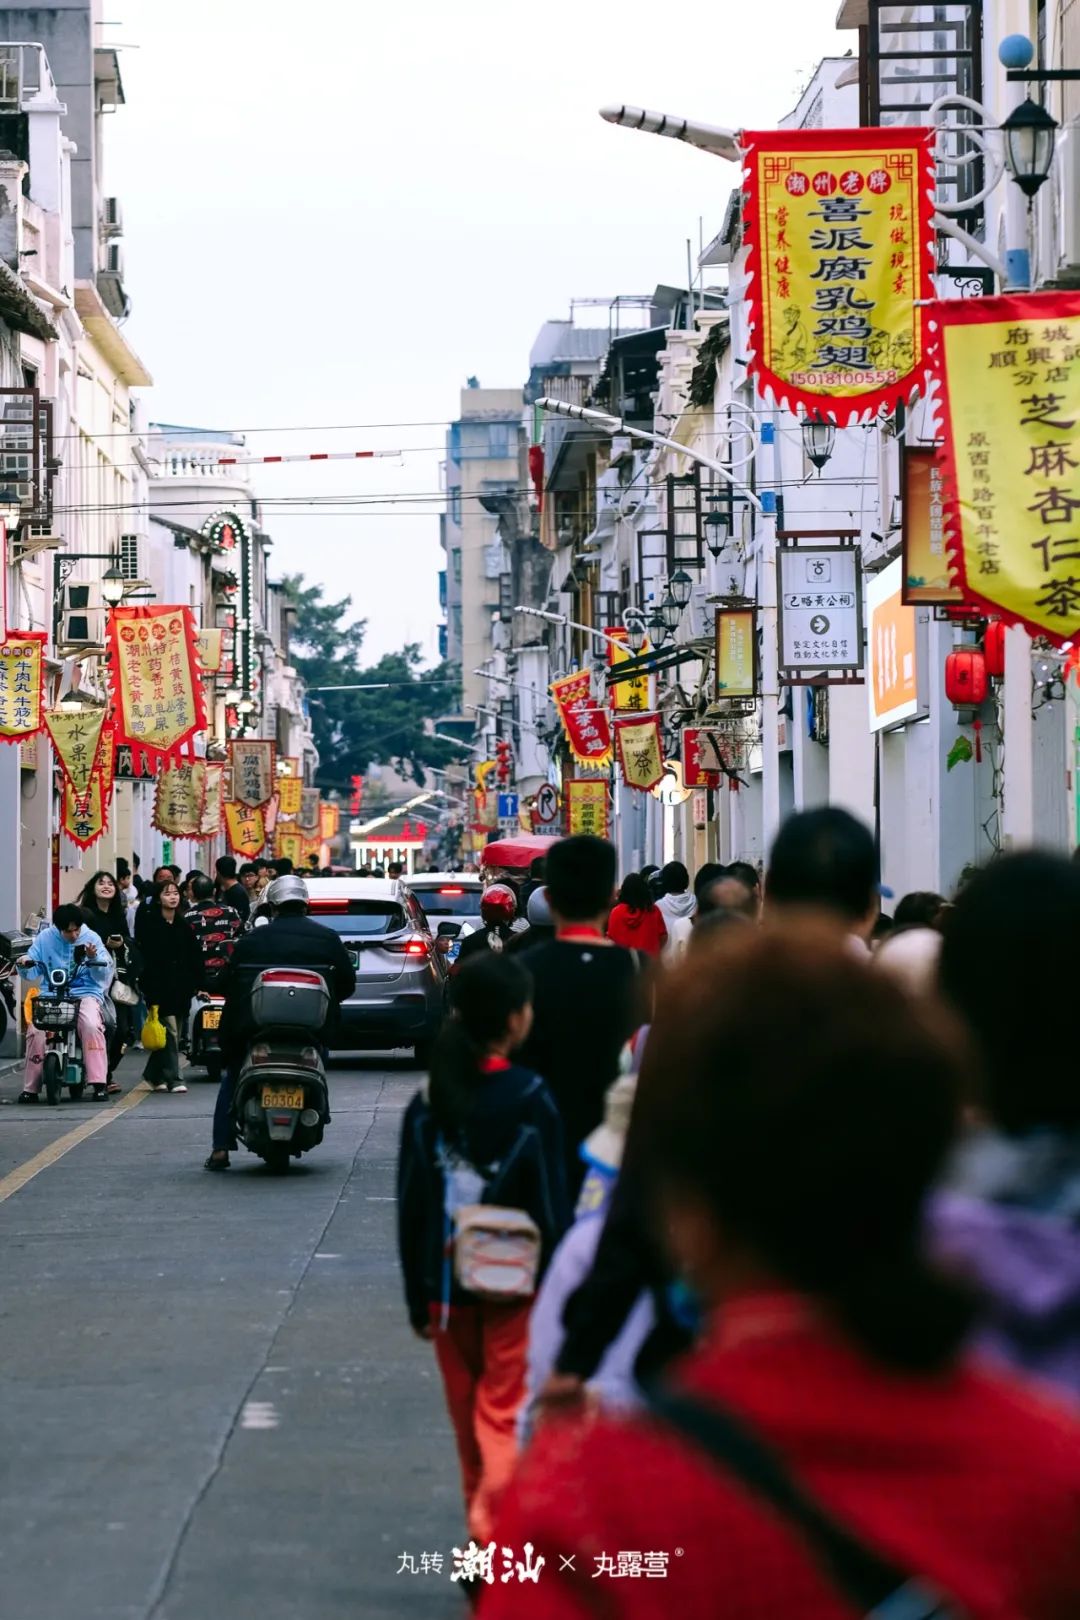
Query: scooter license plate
201 1008 222 1030
261 1086 304 1109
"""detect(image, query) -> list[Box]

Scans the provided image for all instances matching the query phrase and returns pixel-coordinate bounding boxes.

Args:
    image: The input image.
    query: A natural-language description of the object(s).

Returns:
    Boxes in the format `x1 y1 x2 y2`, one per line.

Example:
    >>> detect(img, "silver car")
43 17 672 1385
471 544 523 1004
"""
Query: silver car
305 878 447 1061
404 873 485 966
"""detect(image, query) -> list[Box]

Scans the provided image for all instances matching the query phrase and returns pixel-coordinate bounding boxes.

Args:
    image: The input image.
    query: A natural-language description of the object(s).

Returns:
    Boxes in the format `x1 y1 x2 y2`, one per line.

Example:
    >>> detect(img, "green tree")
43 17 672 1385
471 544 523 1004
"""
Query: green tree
283 575 458 789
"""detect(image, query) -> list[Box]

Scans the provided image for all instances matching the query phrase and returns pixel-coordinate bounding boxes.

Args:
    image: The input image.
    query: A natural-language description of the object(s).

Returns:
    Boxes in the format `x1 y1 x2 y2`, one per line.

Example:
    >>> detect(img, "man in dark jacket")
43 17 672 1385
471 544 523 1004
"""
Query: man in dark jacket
204 875 356 1169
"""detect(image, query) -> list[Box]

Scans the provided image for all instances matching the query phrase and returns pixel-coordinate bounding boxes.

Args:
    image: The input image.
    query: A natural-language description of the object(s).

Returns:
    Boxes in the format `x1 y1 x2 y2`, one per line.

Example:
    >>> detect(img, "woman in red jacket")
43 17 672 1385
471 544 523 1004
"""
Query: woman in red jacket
606 873 667 957
481 923 1080 1619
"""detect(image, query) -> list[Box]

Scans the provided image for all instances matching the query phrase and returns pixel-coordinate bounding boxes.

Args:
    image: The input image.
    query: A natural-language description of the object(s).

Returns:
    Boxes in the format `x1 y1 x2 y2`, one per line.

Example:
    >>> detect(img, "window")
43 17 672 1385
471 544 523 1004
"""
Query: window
119 534 140 579
451 547 462 584
448 488 462 526
487 423 512 460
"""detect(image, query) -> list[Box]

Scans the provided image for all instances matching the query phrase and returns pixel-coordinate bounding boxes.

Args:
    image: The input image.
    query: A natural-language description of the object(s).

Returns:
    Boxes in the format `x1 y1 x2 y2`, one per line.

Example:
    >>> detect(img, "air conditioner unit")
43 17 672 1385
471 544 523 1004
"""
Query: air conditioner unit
104 241 124 278
102 196 123 236
59 580 105 649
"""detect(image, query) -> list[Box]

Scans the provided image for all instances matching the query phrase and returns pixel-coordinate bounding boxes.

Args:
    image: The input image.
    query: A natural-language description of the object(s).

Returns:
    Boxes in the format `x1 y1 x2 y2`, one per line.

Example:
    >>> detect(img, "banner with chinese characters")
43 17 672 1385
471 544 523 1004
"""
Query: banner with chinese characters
228 740 275 809
681 728 722 789
107 604 206 762
933 290 1080 642
277 775 303 817
605 627 650 714
62 773 107 850
613 714 664 792
45 707 107 799
153 759 207 837
902 446 963 605
319 801 340 840
195 628 224 674
199 761 226 839
714 608 759 699
0 631 45 743
299 787 320 832
93 726 116 814
566 778 610 838
550 671 612 767
275 827 303 866
742 126 935 421
225 802 266 858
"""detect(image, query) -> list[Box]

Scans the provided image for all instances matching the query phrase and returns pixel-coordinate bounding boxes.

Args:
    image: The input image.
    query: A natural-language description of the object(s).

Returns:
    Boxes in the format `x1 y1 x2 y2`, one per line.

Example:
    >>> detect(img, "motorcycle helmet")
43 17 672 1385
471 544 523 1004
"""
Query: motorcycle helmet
526 886 553 927
480 883 517 928
265 874 310 909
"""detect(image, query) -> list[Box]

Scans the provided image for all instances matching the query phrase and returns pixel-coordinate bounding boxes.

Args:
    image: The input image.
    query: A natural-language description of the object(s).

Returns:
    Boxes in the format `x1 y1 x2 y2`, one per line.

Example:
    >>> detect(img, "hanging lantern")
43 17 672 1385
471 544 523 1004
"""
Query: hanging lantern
983 618 1006 679
945 647 988 708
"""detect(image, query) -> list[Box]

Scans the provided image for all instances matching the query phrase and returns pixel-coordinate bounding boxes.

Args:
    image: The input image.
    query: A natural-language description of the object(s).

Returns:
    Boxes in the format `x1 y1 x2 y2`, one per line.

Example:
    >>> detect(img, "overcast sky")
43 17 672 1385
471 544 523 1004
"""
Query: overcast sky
108 0 848 663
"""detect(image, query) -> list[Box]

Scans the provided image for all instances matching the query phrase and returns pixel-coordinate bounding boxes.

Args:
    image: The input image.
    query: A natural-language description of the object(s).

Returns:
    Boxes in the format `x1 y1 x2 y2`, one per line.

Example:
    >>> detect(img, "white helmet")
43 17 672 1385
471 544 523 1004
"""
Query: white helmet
265 874 310 909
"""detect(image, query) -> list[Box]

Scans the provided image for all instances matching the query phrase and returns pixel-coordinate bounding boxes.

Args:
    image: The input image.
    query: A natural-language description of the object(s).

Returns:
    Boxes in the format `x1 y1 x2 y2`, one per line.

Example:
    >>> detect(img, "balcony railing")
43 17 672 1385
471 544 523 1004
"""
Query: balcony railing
0 44 59 111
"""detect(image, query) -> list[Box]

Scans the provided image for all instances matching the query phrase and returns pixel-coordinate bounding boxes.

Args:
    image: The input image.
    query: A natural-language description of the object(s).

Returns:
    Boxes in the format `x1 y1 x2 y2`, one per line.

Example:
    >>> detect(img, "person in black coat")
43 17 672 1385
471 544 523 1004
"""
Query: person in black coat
138 878 205 1093
205 875 356 1168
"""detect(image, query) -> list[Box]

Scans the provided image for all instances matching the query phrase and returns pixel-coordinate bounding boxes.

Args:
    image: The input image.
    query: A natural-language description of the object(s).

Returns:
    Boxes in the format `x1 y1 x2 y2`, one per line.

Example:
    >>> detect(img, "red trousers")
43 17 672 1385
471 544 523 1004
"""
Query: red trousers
430 1300 531 1544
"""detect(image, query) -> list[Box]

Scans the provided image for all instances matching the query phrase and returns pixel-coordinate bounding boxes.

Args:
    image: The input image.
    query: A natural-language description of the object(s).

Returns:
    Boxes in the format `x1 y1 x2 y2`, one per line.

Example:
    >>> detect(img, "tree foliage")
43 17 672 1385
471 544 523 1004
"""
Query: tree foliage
282 575 458 789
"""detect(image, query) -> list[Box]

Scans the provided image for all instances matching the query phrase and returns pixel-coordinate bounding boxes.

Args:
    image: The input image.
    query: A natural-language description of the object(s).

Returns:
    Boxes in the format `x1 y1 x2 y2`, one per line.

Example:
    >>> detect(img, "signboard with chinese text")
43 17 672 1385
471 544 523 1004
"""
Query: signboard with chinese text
275 828 303 866
199 761 226 839
867 558 921 731
681 728 721 789
0 631 45 743
278 776 303 817
45 708 107 798
550 671 613 767
777 544 864 683
62 773 106 850
713 608 759 699
319 801 340 840
153 760 207 837
228 740 275 809
605 627 650 713
566 779 610 838
195 628 224 674
932 290 1080 642
107 605 206 762
299 787 320 832
613 714 664 792
742 126 934 421
902 446 963 605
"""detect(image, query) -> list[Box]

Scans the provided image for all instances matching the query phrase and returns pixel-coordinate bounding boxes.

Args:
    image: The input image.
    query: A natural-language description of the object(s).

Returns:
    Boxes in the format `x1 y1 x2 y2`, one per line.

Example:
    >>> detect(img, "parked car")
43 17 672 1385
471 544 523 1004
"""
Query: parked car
304 878 447 1062
404 873 485 964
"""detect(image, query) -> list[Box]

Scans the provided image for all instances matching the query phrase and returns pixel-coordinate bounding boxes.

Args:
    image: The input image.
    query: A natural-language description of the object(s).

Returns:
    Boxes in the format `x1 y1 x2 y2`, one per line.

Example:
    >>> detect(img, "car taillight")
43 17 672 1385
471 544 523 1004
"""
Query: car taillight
386 936 429 958
439 887 464 896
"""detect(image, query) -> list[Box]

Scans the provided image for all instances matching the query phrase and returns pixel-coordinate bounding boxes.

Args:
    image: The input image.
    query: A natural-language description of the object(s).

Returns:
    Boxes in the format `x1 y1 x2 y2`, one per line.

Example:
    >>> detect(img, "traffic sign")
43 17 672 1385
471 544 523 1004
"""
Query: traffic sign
497 792 519 821
535 784 559 824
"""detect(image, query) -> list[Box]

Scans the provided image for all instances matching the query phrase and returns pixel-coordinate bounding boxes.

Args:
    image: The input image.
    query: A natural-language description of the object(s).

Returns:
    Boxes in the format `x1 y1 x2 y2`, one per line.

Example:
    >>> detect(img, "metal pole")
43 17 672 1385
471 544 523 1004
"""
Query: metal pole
1002 623 1034 847
758 489 781 857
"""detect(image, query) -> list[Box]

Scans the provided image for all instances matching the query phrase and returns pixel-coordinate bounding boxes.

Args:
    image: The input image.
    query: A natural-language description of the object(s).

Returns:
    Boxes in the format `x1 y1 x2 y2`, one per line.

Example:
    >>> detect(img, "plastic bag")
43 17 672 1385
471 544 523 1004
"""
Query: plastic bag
141 1005 167 1051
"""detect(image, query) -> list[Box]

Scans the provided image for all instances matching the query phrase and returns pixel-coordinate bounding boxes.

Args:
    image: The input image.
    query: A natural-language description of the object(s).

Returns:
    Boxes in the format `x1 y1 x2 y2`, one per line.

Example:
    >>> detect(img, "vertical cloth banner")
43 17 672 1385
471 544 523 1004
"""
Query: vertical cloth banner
613 714 665 792
225 802 266 858
275 828 303 866
682 728 721 789
93 726 117 814
606 628 650 713
319 801 340 840
195 628 224 674
153 760 207 837
199 761 226 839
741 126 935 421
932 290 1080 642
299 787 320 833
45 708 107 799
228 740 275 809
107 605 206 762
62 774 107 850
550 671 613 767
566 779 610 838
277 775 303 817
0 631 46 742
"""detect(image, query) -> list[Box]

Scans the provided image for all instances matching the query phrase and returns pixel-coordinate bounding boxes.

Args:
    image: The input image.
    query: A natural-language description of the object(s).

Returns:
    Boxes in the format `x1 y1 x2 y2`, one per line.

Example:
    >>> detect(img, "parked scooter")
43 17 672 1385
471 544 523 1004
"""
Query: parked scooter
0 929 32 1051
231 967 331 1172
190 992 226 1082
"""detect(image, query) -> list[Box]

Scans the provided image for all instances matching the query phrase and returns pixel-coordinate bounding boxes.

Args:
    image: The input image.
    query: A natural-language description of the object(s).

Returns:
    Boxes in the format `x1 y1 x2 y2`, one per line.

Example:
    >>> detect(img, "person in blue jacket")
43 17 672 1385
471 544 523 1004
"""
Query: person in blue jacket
18 904 114 1103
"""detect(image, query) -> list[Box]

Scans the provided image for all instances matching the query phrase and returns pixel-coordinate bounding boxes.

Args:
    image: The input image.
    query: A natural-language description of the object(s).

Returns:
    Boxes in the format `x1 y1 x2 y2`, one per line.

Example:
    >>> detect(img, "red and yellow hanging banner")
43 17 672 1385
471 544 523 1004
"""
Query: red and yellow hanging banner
92 725 117 814
228 739 275 809
299 787 320 833
277 775 303 817
566 779 610 838
0 631 45 743
275 827 303 866
932 290 1080 643
613 714 665 792
319 801 340 840
45 707 107 799
106 604 206 763
742 126 935 421
195 628 224 674
225 802 267 858
199 760 226 840
550 671 612 767
62 773 107 850
153 759 207 837
606 627 651 714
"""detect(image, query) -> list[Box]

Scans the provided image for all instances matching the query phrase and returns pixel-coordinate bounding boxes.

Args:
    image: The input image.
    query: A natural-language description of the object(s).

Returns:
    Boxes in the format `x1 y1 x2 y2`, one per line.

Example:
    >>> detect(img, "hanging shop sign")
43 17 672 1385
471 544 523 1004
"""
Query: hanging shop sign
45 707 107 799
94 727 116 813
195 628 224 674
275 828 304 866
867 557 921 732
0 630 45 743
62 773 107 850
228 739 275 809
277 775 303 817
902 445 964 605
681 728 721 789
299 787 320 833
565 778 610 838
551 671 613 767
932 289 1080 643
605 627 651 713
713 607 759 700
319 801 340 840
613 713 664 792
776 543 864 684
153 759 207 837
741 125 935 421
225 802 267 858
199 761 226 839
106 604 206 762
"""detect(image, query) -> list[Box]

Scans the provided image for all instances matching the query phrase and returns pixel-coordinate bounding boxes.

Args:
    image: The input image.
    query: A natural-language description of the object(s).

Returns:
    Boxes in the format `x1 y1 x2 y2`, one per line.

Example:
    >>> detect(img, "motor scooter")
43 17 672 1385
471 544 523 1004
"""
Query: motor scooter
189 992 226 1081
231 967 331 1172
30 963 93 1103
0 929 32 1050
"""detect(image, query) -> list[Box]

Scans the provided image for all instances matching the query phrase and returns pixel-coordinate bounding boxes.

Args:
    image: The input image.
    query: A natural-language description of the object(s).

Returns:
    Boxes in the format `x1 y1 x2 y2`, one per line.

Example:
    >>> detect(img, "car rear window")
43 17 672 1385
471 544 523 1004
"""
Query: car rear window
308 901 408 936
410 887 482 917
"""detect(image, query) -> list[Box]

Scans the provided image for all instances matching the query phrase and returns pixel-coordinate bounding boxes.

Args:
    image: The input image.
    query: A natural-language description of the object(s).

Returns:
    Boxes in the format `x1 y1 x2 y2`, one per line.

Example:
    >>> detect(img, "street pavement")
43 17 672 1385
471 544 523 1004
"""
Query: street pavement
0 1050 465 1620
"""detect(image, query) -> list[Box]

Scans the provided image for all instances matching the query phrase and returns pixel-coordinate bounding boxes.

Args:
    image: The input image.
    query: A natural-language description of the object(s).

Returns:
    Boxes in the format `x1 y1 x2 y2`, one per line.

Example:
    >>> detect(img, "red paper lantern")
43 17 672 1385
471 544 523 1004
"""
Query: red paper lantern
983 618 1006 679
945 647 988 708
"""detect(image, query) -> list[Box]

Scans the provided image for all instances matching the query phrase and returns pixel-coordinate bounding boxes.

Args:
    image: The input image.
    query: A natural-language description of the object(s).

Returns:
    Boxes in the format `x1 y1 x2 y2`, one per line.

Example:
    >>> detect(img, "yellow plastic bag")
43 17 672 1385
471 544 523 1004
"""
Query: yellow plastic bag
23 984 38 1024
141 1005 167 1052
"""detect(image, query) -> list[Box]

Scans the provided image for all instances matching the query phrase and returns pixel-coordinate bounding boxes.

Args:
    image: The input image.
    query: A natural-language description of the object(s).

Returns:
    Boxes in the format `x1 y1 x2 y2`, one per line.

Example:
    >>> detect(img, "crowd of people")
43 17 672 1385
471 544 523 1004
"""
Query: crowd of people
395 813 1080 1615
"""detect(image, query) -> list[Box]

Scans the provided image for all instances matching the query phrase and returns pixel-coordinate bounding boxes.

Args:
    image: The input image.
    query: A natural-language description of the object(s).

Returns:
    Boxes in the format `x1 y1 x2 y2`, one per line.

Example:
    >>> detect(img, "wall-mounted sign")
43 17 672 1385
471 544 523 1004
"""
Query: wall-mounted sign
713 607 759 700
566 779 610 838
681 728 721 789
902 446 963 605
777 544 864 683
867 558 920 732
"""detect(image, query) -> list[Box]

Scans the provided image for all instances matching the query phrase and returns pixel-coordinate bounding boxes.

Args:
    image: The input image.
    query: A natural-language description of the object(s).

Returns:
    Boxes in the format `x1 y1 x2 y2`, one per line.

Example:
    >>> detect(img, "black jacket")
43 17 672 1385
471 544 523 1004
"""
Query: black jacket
137 910 205 1017
217 912 356 1056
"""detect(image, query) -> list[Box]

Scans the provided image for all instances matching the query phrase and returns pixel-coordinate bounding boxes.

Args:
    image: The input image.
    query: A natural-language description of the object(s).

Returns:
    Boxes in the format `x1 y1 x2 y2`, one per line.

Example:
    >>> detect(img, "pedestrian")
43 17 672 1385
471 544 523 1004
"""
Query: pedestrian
133 864 177 944
254 857 275 898
488 922 1080 1619
397 953 570 1549
182 869 206 907
725 859 763 915
456 884 523 967
517 836 640 1197
606 873 667 957
273 856 294 877
214 855 251 922
137 878 204 1094
932 851 1080 1399
185 874 243 988
130 852 149 899
893 890 946 931
387 860 404 880
694 868 759 925
238 861 261 908
505 886 555 956
654 861 696 959
874 926 942 999
77 870 134 1091
765 806 881 947
115 860 141 933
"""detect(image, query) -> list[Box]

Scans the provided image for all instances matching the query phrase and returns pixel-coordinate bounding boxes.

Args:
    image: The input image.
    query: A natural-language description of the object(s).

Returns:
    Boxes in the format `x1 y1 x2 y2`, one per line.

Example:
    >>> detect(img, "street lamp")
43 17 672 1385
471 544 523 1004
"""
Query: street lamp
658 590 681 633
1001 97 1058 199
801 417 836 473
100 565 126 607
668 569 693 611
623 610 647 654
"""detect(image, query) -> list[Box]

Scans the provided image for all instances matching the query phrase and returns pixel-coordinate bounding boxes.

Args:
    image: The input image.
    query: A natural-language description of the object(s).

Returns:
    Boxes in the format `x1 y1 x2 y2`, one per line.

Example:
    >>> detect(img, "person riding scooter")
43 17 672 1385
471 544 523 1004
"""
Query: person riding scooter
204 874 356 1170
454 882 527 968
17 905 114 1104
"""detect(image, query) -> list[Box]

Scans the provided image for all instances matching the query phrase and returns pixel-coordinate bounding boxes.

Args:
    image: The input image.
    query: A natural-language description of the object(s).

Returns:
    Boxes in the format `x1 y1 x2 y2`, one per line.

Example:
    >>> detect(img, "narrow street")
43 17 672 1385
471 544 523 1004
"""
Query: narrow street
0 1056 462 1620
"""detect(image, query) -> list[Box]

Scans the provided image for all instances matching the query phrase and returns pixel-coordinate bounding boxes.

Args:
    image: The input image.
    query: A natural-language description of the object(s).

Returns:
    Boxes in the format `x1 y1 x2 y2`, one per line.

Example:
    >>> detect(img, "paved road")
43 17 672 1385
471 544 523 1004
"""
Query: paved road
0 1052 464 1620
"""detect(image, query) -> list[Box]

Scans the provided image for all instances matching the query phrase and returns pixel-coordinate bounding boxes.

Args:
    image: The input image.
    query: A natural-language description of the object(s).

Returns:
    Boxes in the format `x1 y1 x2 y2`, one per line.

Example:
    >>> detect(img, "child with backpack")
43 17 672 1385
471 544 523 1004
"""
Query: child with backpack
397 953 570 1546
